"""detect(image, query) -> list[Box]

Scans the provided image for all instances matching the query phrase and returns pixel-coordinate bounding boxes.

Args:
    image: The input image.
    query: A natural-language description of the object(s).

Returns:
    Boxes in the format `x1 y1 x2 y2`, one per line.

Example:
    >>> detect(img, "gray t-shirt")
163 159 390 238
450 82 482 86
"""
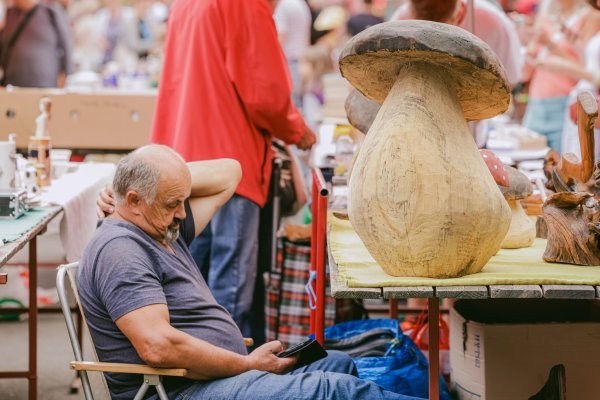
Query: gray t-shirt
0 4 73 87
78 204 247 399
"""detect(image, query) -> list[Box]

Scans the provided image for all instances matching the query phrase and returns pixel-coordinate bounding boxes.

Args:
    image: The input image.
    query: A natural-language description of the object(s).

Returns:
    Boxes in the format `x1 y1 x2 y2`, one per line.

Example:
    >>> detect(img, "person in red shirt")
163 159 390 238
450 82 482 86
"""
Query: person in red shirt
150 0 316 336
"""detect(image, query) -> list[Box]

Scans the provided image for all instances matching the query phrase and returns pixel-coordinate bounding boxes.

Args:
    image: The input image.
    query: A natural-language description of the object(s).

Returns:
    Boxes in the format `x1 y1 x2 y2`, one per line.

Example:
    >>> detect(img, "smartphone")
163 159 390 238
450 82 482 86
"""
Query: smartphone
277 339 327 369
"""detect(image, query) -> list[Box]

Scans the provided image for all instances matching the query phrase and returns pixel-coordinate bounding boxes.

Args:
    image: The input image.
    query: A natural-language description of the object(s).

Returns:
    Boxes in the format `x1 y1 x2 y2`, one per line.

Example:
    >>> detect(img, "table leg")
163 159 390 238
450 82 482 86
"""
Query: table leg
428 297 440 400
28 236 38 400
388 299 398 320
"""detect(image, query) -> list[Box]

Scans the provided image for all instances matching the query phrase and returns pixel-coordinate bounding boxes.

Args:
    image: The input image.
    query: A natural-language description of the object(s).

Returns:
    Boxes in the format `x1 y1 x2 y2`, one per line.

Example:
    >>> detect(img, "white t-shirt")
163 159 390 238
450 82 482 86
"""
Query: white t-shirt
273 0 312 61
392 0 523 86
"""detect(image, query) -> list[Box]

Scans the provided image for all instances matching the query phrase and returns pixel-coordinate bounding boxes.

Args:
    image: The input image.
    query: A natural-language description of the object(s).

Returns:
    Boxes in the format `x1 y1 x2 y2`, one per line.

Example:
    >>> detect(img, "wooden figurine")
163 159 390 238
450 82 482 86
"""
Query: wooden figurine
500 166 535 249
543 92 600 265
339 21 511 278
543 192 600 265
551 92 597 193
344 89 380 135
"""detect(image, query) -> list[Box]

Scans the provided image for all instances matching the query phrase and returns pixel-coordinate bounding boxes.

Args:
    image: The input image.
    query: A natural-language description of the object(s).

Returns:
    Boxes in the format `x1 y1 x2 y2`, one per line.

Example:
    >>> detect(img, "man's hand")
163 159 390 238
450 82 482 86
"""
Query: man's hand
96 185 115 219
296 127 317 150
245 341 298 374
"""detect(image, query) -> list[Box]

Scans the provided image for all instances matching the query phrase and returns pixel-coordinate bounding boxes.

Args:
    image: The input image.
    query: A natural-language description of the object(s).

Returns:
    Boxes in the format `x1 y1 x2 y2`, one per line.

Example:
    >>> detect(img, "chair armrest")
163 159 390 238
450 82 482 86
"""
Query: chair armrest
243 338 254 347
70 361 188 377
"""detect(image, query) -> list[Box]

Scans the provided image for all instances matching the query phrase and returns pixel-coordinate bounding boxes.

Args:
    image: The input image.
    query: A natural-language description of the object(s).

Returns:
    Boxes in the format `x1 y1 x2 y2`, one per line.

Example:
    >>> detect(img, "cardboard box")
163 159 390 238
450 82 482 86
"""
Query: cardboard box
450 299 600 400
0 88 156 150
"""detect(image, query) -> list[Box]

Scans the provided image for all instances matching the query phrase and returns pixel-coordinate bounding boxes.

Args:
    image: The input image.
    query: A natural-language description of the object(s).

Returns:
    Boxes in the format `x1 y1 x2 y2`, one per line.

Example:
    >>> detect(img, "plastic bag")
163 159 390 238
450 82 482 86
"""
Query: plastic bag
322 319 452 400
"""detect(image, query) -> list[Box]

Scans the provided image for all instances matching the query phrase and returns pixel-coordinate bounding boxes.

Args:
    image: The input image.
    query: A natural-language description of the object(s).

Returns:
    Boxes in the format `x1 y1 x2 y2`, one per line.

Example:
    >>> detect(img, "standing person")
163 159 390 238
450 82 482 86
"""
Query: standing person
150 0 317 337
0 0 73 87
347 0 384 37
274 0 312 107
522 0 591 151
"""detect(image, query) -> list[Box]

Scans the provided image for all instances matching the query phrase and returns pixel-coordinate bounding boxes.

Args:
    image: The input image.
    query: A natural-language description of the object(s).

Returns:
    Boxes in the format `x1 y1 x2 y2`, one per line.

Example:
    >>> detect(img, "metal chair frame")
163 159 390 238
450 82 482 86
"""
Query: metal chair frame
56 262 187 400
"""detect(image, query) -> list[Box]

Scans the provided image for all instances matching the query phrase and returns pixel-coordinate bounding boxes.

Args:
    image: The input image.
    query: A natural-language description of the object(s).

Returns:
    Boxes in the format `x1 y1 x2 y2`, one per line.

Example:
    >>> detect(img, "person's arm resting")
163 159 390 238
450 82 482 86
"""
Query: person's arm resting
115 304 250 380
187 159 242 236
116 304 297 380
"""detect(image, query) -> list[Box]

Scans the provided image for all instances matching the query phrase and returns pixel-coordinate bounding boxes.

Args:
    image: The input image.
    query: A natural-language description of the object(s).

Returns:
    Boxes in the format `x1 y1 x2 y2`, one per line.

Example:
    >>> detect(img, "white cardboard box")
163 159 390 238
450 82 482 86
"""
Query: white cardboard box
450 299 600 400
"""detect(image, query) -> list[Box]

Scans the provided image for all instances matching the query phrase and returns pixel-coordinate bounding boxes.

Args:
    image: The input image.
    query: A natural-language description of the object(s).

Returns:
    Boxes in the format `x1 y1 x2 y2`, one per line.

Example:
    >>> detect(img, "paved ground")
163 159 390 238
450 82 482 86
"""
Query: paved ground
0 311 106 399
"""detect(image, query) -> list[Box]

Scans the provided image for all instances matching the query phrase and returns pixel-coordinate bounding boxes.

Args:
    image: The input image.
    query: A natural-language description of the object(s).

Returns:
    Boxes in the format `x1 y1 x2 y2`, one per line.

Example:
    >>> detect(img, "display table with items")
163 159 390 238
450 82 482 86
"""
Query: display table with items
323 212 600 400
0 206 62 400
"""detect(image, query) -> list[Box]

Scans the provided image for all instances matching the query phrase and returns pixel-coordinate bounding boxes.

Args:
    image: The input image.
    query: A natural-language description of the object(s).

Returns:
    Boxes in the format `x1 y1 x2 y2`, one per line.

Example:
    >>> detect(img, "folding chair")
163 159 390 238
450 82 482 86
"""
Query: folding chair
56 262 188 400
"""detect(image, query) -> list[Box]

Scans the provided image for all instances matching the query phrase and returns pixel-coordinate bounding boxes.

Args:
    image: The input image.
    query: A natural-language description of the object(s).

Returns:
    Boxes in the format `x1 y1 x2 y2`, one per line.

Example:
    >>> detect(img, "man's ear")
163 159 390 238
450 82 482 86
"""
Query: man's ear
451 1 467 26
125 190 144 215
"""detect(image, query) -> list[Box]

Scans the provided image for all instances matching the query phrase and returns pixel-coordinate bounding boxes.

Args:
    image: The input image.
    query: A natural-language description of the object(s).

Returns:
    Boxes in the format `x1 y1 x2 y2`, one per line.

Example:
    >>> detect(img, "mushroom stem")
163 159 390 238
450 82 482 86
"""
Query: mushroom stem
501 199 536 249
349 62 511 278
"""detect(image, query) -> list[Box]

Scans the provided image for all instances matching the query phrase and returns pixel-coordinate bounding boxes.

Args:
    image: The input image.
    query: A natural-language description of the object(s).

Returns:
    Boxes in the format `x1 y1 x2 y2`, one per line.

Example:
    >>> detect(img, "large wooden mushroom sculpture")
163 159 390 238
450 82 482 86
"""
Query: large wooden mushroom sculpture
339 21 511 278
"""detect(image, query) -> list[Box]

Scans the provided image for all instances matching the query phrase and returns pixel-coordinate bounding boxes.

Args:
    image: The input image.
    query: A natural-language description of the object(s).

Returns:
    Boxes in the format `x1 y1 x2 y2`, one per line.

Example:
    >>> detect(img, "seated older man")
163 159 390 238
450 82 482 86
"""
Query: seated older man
79 144 423 400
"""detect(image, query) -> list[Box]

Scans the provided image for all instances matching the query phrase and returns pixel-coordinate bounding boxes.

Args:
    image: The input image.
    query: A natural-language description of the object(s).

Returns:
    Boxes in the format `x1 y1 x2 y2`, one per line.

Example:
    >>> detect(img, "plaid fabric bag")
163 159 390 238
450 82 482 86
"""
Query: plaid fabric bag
265 238 337 348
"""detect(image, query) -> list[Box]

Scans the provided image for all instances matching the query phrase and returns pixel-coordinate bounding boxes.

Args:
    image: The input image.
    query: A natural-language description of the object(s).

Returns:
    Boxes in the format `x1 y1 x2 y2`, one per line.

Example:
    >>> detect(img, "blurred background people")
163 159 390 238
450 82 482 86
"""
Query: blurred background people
392 0 523 88
274 0 312 108
522 0 593 151
346 0 383 36
0 0 73 87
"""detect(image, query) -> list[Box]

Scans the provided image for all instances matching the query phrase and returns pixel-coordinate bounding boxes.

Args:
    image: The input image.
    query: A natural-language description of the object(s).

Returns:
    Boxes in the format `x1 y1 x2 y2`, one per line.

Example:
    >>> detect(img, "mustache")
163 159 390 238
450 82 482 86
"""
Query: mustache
169 217 183 229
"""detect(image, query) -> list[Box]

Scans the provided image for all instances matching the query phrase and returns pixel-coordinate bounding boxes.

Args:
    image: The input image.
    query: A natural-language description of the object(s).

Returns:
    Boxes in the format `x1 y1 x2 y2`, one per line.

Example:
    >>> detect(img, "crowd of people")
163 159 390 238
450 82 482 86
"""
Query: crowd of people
2 0 600 398
1 0 599 154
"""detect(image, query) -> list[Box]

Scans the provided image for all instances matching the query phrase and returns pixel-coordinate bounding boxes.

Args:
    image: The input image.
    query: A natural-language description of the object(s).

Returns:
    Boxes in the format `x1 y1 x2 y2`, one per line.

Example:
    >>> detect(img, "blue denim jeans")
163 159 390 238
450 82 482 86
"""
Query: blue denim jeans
175 351 424 400
189 194 259 337
522 96 569 152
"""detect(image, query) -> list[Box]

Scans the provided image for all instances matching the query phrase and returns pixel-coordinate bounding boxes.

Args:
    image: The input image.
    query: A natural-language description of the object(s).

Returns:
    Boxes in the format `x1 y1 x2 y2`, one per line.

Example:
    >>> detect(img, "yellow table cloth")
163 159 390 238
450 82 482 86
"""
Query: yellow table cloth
329 215 600 288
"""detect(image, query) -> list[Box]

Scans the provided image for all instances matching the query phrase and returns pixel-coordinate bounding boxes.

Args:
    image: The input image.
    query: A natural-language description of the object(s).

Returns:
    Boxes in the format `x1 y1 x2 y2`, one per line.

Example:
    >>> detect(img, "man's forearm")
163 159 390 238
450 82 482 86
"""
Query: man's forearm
188 159 242 199
148 327 250 380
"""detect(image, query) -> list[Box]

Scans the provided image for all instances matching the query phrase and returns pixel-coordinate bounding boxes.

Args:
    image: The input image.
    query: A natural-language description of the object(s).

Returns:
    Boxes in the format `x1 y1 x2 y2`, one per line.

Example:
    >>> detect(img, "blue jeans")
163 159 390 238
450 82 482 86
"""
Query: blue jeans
523 96 568 152
175 351 424 400
190 195 259 337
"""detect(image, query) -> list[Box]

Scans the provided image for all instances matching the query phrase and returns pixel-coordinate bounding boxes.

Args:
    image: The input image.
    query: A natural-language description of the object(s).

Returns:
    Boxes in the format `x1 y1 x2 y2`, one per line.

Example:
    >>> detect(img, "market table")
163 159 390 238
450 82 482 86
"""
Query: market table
0 161 115 399
0 206 62 400
309 168 600 400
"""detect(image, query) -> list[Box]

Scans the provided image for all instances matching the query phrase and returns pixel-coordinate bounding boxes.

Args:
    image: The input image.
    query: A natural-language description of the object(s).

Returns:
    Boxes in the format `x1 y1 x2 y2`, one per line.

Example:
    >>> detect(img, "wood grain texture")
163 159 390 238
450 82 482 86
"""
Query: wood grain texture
70 361 187 377
542 285 596 299
542 192 600 265
556 92 597 186
434 286 488 299
489 285 543 298
348 62 510 278
383 286 434 299
536 216 548 239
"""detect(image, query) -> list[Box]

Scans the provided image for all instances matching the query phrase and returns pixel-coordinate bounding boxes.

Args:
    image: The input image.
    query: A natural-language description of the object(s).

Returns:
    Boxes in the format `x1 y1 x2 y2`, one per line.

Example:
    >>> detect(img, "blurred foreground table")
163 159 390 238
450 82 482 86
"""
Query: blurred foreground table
0 206 62 400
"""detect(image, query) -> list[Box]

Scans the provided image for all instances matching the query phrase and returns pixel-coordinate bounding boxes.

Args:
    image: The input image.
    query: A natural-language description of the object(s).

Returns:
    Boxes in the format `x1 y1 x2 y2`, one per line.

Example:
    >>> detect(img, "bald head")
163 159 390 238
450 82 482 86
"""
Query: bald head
113 144 189 206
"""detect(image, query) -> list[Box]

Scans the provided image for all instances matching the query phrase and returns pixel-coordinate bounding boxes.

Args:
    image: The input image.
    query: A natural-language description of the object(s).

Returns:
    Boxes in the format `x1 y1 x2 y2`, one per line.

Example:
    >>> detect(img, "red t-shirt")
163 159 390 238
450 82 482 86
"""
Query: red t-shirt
151 0 306 206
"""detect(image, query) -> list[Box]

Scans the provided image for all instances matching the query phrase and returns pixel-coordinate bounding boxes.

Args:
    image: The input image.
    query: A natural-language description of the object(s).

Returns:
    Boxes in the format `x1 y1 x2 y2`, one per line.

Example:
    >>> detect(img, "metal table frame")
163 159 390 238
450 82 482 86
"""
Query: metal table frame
309 168 600 399
0 207 62 400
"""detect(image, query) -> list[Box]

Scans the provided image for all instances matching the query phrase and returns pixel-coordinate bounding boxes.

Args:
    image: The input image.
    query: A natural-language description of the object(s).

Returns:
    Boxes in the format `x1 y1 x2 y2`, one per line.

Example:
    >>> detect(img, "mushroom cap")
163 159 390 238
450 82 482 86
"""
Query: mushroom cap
480 149 510 187
345 89 381 134
501 166 533 200
339 20 510 121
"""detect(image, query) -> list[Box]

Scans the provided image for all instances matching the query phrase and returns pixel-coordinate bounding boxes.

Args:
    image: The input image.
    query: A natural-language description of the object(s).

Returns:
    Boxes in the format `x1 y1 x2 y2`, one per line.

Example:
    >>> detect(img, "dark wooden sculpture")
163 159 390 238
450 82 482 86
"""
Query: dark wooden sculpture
543 92 600 265
543 192 600 265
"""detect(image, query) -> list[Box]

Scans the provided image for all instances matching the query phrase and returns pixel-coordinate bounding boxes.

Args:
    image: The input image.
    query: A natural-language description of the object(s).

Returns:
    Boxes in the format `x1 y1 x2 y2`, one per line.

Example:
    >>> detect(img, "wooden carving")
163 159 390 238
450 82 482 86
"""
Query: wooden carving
339 21 511 278
542 192 600 265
